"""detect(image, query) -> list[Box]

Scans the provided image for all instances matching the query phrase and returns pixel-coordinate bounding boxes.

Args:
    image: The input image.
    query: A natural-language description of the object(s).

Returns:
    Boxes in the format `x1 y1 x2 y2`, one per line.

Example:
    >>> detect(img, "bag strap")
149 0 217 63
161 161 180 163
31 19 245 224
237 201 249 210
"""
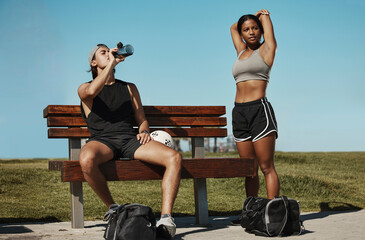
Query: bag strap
103 204 126 221
113 208 128 240
267 197 288 236
246 197 268 211
278 196 289 236
243 196 255 211
241 197 269 222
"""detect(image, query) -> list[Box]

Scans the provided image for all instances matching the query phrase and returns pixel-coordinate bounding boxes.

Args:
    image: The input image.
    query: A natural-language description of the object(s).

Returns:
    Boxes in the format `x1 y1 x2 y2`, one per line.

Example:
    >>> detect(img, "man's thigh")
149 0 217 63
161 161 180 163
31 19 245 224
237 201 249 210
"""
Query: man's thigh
134 140 178 167
80 140 114 165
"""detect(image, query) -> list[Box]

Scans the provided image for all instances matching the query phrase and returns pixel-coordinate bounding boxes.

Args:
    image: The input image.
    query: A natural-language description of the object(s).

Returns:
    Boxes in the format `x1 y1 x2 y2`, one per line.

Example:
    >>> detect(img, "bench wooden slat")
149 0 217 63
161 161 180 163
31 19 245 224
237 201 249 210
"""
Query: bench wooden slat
47 117 86 127
44 105 226 118
47 116 227 127
49 160 64 170
145 106 226 116
43 105 81 118
48 127 227 138
49 158 254 182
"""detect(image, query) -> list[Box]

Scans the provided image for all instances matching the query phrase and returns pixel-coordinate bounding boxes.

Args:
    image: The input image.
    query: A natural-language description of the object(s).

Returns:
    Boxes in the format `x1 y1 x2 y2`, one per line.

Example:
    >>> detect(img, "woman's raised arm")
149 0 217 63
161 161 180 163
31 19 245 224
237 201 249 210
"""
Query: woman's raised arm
230 22 246 55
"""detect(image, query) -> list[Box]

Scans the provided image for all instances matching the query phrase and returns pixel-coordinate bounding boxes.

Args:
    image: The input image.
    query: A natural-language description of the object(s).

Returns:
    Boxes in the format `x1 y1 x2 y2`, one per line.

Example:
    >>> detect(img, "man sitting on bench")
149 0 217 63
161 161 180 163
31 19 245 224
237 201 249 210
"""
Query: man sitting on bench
78 43 182 239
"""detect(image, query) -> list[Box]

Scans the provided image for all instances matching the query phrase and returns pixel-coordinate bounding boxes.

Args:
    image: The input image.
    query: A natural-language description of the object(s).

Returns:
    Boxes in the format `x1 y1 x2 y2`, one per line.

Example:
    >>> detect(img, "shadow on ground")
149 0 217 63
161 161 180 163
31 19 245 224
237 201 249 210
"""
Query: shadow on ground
172 216 237 240
0 217 60 235
0 216 61 224
319 202 362 211
0 225 33 234
301 202 362 222
155 210 242 239
156 211 242 218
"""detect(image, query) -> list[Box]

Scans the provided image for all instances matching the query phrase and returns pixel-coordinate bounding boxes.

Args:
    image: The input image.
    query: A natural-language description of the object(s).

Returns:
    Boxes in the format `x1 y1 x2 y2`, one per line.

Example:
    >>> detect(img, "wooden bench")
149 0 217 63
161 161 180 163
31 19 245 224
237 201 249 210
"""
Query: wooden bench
44 105 254 228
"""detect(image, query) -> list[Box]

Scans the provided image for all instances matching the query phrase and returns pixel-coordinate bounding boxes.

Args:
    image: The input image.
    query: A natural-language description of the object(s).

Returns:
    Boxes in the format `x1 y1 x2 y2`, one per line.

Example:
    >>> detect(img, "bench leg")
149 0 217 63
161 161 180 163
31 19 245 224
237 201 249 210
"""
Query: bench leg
194 178 209 225
69 138 85 228
192 137 209 225
70 182 84 228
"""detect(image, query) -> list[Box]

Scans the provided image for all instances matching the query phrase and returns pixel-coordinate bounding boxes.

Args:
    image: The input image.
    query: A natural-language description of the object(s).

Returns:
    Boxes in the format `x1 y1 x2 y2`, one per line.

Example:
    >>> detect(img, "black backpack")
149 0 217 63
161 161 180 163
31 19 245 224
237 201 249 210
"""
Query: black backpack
240 196 303 237
104 203 156 240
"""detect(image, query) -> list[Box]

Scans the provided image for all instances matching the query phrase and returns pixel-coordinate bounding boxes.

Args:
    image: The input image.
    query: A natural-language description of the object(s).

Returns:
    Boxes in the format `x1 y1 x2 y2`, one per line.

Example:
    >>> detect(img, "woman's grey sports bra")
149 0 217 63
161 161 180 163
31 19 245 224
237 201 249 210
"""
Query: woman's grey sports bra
232 48 271 84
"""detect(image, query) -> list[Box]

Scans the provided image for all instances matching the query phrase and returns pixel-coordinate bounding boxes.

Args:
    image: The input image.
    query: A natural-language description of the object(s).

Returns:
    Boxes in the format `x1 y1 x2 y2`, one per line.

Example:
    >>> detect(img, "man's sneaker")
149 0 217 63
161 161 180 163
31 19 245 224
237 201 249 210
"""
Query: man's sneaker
156 216 176 239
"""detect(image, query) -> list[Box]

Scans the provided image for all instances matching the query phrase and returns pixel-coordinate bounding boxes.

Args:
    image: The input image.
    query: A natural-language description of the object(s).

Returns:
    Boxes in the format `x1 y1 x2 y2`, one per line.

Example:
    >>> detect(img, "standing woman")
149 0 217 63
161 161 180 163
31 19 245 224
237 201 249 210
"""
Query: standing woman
230 9 279 201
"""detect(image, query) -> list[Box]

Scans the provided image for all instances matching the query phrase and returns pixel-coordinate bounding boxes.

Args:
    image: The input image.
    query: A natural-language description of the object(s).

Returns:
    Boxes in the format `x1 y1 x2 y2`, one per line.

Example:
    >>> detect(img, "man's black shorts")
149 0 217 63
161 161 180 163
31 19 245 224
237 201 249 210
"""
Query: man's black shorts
87 132 142 159
232 97 278 142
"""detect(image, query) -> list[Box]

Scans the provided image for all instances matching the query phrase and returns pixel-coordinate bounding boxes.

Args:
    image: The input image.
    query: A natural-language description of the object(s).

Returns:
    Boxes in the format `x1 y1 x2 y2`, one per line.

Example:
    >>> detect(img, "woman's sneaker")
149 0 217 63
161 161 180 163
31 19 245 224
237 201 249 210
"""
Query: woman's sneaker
156 216 176 239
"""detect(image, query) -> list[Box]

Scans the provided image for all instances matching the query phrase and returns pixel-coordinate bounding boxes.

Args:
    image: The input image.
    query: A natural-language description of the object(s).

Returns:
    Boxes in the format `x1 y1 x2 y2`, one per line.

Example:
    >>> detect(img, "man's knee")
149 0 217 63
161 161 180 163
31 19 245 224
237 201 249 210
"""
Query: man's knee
166 151 182 169
79 150 97 175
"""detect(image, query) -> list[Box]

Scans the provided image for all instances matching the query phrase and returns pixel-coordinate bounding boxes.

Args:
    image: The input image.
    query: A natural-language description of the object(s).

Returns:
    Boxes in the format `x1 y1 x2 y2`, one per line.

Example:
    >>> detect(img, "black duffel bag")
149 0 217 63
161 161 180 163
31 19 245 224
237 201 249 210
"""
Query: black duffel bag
240 196 303 237
104 203 156 240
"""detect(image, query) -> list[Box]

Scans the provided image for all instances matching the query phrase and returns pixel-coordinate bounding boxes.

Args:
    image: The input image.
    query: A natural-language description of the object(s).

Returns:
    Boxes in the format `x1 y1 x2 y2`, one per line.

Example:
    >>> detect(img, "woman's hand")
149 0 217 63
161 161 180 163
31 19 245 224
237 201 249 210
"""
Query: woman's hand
255 9 270 18
137 131 152 145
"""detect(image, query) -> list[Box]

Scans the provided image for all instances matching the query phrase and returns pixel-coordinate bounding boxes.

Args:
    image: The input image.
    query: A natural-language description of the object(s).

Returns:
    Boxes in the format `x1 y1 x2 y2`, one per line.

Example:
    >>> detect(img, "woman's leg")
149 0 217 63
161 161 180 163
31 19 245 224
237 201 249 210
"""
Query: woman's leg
134 141 182 215
236 140 259 197
253 132 279 199
79 141 115 207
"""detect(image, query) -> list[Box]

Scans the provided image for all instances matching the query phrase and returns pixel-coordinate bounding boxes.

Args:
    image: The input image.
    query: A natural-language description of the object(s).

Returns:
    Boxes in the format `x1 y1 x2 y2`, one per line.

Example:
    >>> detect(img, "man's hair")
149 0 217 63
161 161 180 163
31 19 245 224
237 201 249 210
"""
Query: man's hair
87 44 111 79
89 66 98 79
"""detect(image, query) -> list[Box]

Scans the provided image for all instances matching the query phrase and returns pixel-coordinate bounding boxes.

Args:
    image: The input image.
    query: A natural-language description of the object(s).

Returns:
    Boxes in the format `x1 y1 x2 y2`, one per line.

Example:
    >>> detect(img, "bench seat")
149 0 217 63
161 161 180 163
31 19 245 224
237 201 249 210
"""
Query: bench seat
49 158 254 181
44 105 254 228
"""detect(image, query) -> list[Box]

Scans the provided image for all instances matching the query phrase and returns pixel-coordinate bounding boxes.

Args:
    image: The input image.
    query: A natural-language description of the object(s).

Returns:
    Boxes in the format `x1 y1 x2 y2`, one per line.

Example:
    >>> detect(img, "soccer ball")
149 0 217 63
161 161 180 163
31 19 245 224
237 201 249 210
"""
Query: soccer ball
150 130 175 149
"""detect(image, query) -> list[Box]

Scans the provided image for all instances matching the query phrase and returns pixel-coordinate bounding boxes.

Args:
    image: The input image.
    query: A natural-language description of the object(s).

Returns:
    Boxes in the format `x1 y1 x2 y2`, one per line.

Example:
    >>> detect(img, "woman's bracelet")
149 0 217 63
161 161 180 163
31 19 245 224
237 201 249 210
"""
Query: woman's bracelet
141 130 150 135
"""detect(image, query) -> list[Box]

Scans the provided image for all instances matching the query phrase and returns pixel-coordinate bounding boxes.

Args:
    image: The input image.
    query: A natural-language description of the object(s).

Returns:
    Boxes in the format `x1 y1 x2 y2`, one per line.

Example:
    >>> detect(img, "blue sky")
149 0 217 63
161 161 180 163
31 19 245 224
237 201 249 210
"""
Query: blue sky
0 0 364 158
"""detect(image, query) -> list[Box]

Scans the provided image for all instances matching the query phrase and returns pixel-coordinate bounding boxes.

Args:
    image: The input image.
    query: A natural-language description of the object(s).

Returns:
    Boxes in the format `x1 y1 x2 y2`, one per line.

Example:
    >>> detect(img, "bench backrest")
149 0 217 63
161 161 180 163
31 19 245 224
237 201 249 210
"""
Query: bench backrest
43 105 227 139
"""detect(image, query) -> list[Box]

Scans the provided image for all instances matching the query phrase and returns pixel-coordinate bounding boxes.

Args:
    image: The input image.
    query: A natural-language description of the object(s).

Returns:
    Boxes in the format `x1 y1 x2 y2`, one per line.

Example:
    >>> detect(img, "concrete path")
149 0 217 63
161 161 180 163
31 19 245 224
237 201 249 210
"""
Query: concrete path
1 210 364 239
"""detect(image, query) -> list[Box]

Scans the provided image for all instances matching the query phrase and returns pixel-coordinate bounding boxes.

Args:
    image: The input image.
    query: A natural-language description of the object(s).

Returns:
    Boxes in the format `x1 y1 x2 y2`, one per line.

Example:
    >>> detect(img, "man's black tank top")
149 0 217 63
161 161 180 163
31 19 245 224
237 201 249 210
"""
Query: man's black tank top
81 79 135 137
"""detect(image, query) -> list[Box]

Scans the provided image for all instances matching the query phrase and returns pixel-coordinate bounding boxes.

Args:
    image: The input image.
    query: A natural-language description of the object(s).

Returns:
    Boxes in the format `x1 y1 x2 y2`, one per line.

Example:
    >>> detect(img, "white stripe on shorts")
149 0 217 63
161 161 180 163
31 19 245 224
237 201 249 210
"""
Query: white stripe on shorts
265 100 277 130
234 136 252 142
252 99 277 142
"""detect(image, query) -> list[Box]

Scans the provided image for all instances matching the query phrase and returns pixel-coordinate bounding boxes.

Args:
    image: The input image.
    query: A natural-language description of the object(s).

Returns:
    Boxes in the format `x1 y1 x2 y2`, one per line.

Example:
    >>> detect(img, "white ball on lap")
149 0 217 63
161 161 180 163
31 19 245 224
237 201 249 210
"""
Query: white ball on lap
150 130 175 149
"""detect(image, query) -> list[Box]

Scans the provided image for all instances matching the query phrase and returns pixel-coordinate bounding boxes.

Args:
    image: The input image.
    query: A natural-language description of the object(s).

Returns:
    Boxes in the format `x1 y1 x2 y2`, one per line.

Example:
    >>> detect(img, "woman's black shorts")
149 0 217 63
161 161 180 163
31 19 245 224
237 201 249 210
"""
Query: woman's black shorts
86 132 142 159
232 97 278 142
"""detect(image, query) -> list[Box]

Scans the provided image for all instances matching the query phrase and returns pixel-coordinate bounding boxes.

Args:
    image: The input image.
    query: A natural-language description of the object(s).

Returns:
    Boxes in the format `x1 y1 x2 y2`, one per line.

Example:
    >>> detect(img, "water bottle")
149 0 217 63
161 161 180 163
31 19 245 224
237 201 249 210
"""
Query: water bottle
113 42 134 58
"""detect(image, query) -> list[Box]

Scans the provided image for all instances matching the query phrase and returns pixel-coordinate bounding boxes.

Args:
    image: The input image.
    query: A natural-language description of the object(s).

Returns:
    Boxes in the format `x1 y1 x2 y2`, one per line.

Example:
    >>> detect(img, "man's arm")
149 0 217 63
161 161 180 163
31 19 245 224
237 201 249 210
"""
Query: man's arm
128 83 151 144
78 47 121 102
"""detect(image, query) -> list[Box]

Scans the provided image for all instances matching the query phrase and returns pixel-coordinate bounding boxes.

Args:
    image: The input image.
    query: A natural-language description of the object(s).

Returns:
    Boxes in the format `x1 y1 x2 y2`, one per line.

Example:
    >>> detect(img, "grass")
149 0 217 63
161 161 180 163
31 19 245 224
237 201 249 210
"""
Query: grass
0 152 364 223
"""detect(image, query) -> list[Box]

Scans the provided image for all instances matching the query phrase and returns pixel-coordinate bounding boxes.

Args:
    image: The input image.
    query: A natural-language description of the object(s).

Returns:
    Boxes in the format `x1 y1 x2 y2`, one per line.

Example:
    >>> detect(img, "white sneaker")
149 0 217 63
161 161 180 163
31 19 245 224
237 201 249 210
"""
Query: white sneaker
156 216 176 239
